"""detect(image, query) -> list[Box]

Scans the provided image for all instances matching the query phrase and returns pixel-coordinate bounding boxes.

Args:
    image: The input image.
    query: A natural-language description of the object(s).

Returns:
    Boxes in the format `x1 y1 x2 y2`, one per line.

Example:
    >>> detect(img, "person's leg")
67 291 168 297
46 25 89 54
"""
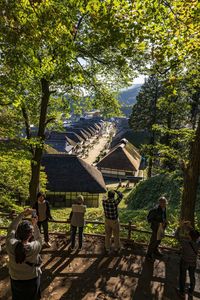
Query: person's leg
147 231 158 257
188 265 196 294
78 227 84 249
105 219 112 251
179 259 187 294
70 225 77 249
37 222 42 233
42 220 49 243
112 220 120 250
10 277 41 300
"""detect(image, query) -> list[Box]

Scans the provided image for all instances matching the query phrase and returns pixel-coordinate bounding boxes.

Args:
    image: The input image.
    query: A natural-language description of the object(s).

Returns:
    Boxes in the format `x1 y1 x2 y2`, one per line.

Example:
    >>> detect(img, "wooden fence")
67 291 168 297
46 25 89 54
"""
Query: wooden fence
0 211 176 244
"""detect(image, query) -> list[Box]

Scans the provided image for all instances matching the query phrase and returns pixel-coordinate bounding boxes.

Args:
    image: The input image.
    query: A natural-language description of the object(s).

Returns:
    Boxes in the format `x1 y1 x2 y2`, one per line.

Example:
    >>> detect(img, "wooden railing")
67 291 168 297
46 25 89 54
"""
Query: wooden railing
0 212 175 243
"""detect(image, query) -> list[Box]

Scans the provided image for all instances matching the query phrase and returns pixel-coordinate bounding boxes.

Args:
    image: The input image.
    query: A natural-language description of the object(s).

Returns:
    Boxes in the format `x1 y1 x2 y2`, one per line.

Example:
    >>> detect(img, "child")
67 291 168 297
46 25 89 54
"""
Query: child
176 229 200 298
70 195 86 250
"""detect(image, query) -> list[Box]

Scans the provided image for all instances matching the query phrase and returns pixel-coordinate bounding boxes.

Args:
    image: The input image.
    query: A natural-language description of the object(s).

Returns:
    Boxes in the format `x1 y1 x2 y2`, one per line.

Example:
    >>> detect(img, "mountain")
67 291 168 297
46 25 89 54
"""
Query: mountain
117 84 142 105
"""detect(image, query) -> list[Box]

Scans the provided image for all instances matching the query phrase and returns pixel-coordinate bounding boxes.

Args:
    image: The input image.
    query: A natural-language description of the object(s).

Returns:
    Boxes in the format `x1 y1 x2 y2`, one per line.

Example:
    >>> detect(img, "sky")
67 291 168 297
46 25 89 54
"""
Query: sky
133 75 145 84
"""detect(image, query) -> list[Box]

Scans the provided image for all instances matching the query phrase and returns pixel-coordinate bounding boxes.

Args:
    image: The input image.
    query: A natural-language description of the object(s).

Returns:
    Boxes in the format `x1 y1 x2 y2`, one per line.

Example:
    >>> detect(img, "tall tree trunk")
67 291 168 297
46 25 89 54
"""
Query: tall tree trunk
181 117 200 226
29 78 50 206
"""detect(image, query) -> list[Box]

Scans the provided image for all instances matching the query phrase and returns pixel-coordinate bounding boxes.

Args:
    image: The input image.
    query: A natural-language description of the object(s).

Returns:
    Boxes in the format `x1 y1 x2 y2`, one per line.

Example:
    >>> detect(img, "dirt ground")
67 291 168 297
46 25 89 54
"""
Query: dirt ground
83 135 109 165
0 236 200 300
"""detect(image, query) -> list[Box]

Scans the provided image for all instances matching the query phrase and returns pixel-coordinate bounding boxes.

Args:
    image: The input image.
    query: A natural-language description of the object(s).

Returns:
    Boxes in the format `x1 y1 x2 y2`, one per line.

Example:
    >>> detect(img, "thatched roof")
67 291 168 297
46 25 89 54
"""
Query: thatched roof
65 132 84 143
96 142 141 172
47 131 67 140
66 128 88 141
41 154 107 193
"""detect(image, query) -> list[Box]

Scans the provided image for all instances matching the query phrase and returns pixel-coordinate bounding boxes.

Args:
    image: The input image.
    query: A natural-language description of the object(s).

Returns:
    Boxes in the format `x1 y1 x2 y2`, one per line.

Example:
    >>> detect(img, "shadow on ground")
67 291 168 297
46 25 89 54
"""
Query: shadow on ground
0 236 200 300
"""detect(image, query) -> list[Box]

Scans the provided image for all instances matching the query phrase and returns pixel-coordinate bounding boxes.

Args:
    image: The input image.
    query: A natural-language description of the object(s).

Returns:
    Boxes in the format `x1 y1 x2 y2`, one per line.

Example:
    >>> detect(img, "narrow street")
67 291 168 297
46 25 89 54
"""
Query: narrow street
83 135 110 165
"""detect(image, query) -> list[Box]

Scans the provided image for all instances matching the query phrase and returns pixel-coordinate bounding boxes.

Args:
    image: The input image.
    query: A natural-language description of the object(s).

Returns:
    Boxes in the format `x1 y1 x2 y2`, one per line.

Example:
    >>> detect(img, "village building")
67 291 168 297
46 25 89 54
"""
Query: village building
96 139 144 180
41 154 107 207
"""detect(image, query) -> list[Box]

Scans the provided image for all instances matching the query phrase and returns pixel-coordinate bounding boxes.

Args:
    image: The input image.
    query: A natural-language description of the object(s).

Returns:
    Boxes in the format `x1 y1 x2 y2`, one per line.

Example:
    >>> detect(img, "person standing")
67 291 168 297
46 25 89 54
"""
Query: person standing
176 229 200 298
102 190 123 253
69 195 86 251
6 209 42 300
33 192 53 248
146 196 168 261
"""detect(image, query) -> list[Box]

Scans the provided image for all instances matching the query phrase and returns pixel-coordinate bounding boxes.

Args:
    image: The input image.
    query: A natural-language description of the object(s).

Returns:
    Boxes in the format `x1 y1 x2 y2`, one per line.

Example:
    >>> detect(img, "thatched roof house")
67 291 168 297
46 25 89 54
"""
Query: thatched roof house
41 154 106 207
96 140 142 179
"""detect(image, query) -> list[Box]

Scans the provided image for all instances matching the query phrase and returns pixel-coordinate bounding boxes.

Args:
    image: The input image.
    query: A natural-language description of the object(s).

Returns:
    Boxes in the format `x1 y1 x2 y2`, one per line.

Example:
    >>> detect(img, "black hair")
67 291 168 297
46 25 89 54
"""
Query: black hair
15 221 33 264
189 229 200 242
108 190 115 199
37 192 45 199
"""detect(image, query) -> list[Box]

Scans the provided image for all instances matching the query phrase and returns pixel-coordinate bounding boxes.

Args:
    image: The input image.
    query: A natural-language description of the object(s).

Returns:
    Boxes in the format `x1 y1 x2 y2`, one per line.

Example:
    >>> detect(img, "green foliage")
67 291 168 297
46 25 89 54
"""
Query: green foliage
126 172 183 210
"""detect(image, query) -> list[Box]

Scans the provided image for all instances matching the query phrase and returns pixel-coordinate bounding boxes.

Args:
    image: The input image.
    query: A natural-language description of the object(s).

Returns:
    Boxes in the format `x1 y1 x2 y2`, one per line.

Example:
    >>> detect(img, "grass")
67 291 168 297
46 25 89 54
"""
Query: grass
1 185 199 248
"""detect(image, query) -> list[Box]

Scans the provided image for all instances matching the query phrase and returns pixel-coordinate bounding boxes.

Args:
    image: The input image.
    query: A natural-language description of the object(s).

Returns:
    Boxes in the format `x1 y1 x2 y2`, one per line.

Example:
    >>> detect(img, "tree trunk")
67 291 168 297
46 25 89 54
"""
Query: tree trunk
29 78 50 206
181 117 200 226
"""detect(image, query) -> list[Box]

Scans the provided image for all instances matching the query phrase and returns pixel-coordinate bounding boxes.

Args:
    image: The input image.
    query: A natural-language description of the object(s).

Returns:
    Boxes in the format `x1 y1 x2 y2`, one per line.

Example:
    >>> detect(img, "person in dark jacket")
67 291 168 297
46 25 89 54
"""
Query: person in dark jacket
146 196 168 261
176 229 200 298
33 192 53 248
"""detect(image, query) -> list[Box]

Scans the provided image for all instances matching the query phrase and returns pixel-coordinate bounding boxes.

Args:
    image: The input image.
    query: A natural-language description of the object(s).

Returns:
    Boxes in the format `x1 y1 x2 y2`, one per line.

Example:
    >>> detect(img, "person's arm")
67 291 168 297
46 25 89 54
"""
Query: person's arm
46 201 53 220
115 190 123 205
30 217 42 253
6 209 32 248
174 227 181 241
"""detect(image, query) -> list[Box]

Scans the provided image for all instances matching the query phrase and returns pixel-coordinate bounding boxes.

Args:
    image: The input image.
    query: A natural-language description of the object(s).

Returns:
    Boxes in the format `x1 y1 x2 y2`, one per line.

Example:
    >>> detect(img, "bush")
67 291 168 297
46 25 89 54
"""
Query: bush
126 172 183 210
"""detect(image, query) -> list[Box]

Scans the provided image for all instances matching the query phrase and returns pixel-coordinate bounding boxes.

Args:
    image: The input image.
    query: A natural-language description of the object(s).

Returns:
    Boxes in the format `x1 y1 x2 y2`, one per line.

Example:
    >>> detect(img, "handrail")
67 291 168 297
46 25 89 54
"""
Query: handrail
0 212 176 240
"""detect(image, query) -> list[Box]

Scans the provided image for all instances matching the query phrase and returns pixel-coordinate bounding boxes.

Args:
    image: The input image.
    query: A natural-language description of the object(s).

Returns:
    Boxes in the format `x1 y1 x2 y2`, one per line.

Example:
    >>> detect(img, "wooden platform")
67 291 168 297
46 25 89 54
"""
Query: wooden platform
0 236 200 300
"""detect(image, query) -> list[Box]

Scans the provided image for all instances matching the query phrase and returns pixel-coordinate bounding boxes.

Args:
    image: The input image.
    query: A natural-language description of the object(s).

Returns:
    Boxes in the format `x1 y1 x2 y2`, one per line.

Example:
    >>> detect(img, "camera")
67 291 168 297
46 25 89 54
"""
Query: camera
31 211 37 218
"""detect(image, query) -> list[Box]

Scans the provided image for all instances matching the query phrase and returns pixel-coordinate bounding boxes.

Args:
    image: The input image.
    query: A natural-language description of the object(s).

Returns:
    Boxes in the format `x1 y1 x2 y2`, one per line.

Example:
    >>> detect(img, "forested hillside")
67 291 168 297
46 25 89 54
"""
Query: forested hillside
118 84 142 105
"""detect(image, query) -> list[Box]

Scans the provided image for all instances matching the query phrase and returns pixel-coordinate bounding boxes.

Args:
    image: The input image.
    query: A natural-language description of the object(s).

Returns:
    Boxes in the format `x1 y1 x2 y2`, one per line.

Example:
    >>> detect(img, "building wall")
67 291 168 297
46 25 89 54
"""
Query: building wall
46 191 100 207
100 167 137 178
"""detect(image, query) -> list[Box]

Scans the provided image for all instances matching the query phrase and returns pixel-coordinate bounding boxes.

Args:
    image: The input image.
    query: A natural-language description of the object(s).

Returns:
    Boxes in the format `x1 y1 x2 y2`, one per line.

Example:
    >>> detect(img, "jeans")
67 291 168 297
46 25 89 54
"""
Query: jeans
11 276 41 300
37 219 49 243
179 259 196 293
147 231 161 256
71 225 84 248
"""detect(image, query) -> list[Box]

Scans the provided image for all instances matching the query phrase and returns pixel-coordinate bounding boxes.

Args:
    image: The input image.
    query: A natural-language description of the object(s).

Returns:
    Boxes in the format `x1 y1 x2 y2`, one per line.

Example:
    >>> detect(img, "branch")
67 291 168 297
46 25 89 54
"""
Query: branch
45 117 56 126
73 13 89 42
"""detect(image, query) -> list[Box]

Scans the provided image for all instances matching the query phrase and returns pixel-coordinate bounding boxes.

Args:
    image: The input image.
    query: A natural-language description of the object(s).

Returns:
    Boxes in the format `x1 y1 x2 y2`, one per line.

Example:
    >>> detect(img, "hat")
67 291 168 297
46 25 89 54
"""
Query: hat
75 195 84 204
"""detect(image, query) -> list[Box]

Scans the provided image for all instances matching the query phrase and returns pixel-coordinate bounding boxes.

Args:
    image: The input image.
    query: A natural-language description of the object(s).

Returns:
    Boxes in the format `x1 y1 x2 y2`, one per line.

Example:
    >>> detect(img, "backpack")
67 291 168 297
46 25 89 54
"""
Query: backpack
147 208 155 223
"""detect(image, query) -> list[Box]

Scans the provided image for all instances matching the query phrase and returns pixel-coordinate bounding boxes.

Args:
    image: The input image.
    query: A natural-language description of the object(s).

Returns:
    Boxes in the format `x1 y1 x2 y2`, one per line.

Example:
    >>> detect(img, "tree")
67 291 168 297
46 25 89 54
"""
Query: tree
129 75 163 177
0 0 146 205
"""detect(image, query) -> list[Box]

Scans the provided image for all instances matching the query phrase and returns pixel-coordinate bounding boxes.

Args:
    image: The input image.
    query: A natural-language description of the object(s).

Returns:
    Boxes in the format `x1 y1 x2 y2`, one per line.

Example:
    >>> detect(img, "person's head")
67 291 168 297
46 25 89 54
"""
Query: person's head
108 190 115 199
180 220 192 228
37 192 45 203
158 196 167 209
75 195 84 205
15 221 33 264
189 229 200 242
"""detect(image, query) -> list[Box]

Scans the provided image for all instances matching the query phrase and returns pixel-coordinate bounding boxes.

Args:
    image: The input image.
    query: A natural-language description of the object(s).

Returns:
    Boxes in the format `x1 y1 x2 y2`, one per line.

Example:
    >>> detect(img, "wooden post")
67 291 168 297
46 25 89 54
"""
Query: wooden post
128 220 132 241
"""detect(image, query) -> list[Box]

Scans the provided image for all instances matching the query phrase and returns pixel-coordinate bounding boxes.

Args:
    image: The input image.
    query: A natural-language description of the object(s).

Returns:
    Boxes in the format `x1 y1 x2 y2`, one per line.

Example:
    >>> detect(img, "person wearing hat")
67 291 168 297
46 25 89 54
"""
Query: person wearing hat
69 195 86 250
102 190 123 253
6 208 42 300
33 192 53 248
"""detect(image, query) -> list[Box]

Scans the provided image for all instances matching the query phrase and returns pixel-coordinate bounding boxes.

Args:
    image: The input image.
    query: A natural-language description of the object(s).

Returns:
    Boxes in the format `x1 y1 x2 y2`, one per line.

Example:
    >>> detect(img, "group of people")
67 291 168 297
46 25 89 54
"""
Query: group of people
146 196 200 298
6 192 200 300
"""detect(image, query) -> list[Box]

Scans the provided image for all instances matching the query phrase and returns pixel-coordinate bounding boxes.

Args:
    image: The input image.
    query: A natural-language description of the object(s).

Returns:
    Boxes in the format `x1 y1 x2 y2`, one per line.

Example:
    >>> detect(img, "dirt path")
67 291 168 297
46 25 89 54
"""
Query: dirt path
0 236 200 300
83 135 109 165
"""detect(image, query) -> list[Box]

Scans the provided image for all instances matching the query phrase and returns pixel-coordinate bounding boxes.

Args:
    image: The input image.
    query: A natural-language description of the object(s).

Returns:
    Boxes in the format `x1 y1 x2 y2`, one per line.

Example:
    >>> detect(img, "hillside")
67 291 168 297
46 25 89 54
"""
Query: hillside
118 84 142 105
